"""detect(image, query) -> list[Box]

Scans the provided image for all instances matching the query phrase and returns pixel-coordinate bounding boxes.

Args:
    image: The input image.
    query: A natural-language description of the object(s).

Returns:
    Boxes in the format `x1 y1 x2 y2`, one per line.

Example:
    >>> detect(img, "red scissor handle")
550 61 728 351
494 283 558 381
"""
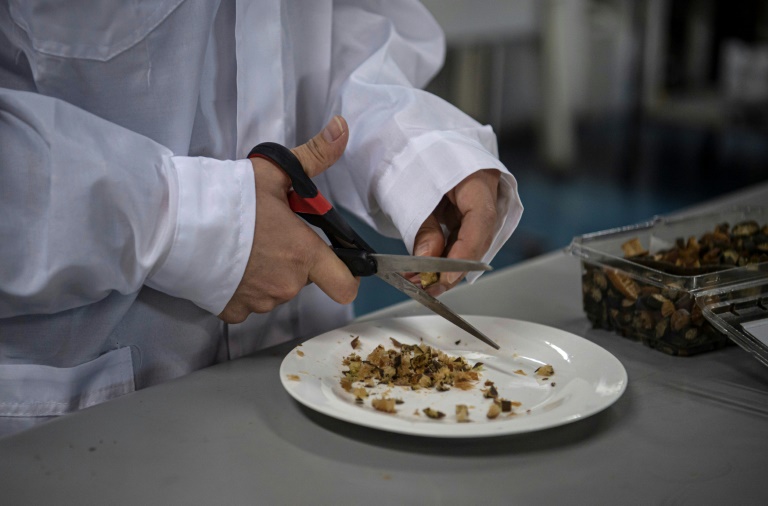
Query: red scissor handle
286 191 332 216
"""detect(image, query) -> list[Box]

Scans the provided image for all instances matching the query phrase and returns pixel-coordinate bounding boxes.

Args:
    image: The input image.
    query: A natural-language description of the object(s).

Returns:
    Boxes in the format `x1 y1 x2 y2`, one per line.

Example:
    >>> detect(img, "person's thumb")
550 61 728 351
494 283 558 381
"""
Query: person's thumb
291 115 349 178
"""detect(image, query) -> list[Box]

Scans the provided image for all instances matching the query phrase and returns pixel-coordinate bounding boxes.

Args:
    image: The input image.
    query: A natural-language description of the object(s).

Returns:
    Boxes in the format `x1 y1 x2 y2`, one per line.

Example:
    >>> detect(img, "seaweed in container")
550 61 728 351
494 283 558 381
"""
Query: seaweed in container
571 212 768 356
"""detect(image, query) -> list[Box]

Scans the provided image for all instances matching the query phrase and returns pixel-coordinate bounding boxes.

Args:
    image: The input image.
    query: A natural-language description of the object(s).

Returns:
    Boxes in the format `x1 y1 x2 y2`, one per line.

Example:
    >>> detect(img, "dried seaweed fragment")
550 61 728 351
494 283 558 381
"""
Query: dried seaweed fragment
340 342 481 393
482 383 499 399
621 238 648 258
342 353 360 366
420 272 439 289
339 339 513 422
371 397 397 413
606 269 639 301
423 407 446 419
455 404 470 423
353 387 368 402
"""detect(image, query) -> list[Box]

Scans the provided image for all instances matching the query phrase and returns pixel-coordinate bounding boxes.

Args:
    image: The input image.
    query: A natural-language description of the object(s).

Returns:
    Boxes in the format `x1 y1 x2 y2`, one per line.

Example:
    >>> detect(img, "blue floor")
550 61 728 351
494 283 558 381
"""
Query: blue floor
348 119 768 317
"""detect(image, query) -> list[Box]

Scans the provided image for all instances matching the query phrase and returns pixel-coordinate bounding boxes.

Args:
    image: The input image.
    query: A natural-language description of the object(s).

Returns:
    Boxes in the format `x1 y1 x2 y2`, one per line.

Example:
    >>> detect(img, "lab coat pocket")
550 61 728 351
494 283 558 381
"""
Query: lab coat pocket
8 0 186 61
0 346 135 417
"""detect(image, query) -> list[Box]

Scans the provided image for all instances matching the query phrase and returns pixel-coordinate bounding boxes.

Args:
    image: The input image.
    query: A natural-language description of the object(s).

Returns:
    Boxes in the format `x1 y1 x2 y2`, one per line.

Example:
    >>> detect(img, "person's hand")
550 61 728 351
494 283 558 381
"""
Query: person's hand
410 169 501 296
219 116 359 323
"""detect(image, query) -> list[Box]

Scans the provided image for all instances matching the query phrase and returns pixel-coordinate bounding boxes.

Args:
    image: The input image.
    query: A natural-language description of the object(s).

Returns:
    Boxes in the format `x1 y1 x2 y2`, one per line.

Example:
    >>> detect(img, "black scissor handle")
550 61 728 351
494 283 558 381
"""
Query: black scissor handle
334 248 377 277
248 142 318 198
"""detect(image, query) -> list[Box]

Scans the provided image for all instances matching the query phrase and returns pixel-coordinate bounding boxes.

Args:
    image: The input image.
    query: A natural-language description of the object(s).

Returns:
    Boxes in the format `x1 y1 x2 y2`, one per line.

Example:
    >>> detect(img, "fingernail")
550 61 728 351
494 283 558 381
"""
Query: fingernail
322 115 344 143
443 272 463 285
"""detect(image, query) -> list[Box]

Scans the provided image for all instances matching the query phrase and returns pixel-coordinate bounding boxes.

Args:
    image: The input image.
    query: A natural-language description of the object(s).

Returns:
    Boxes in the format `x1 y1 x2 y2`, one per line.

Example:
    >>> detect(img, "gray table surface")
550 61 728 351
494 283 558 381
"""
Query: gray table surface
2 183 767 505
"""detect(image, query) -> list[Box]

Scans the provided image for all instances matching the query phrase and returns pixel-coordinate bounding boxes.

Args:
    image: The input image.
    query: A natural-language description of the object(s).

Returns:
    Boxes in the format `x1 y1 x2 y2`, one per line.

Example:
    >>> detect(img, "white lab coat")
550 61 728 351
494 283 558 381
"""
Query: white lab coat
0 0 522 435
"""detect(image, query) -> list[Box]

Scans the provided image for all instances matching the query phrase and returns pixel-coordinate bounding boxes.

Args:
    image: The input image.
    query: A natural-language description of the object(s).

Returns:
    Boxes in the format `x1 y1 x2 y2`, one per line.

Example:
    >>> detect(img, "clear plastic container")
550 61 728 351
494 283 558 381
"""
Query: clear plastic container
567 207 768 366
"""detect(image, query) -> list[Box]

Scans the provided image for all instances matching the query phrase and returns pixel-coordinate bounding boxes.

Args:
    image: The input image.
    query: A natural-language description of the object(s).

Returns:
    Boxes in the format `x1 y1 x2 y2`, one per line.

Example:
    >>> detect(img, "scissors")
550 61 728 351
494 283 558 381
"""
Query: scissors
248 142 501 350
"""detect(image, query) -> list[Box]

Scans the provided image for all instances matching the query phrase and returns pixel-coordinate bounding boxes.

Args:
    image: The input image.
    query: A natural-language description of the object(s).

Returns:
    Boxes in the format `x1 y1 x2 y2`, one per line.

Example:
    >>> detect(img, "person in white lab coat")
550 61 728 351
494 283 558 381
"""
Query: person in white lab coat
0 0 523 436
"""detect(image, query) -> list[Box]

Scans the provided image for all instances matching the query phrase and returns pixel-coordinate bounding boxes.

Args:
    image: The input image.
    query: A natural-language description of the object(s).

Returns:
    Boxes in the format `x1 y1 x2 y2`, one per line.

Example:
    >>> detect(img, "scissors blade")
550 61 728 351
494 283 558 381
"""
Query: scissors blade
375 272 501 350
371 254 492 274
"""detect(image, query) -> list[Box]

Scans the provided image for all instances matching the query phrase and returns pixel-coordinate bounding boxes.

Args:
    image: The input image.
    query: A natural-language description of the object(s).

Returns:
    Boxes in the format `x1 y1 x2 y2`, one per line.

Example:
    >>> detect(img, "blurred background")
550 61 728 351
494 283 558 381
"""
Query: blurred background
350 0 768 316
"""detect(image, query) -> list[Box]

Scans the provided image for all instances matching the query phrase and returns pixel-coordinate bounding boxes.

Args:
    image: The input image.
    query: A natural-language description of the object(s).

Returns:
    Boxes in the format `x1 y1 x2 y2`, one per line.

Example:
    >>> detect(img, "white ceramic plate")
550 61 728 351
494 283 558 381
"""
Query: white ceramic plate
280 316 627 438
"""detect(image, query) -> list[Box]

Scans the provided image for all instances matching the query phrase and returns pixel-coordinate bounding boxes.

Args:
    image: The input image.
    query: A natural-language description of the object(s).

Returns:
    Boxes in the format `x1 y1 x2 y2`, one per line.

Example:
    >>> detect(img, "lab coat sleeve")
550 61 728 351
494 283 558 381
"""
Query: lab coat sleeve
0 89 255 318
323 0 523 272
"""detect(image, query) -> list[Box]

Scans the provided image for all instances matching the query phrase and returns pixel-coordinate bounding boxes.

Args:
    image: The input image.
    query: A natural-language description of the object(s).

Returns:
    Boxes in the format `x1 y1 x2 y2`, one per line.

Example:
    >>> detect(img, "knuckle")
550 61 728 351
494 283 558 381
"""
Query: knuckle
417 221 443 237
305 138 330 166
294 138 330 173
269 281 302 305
255 268 308 310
